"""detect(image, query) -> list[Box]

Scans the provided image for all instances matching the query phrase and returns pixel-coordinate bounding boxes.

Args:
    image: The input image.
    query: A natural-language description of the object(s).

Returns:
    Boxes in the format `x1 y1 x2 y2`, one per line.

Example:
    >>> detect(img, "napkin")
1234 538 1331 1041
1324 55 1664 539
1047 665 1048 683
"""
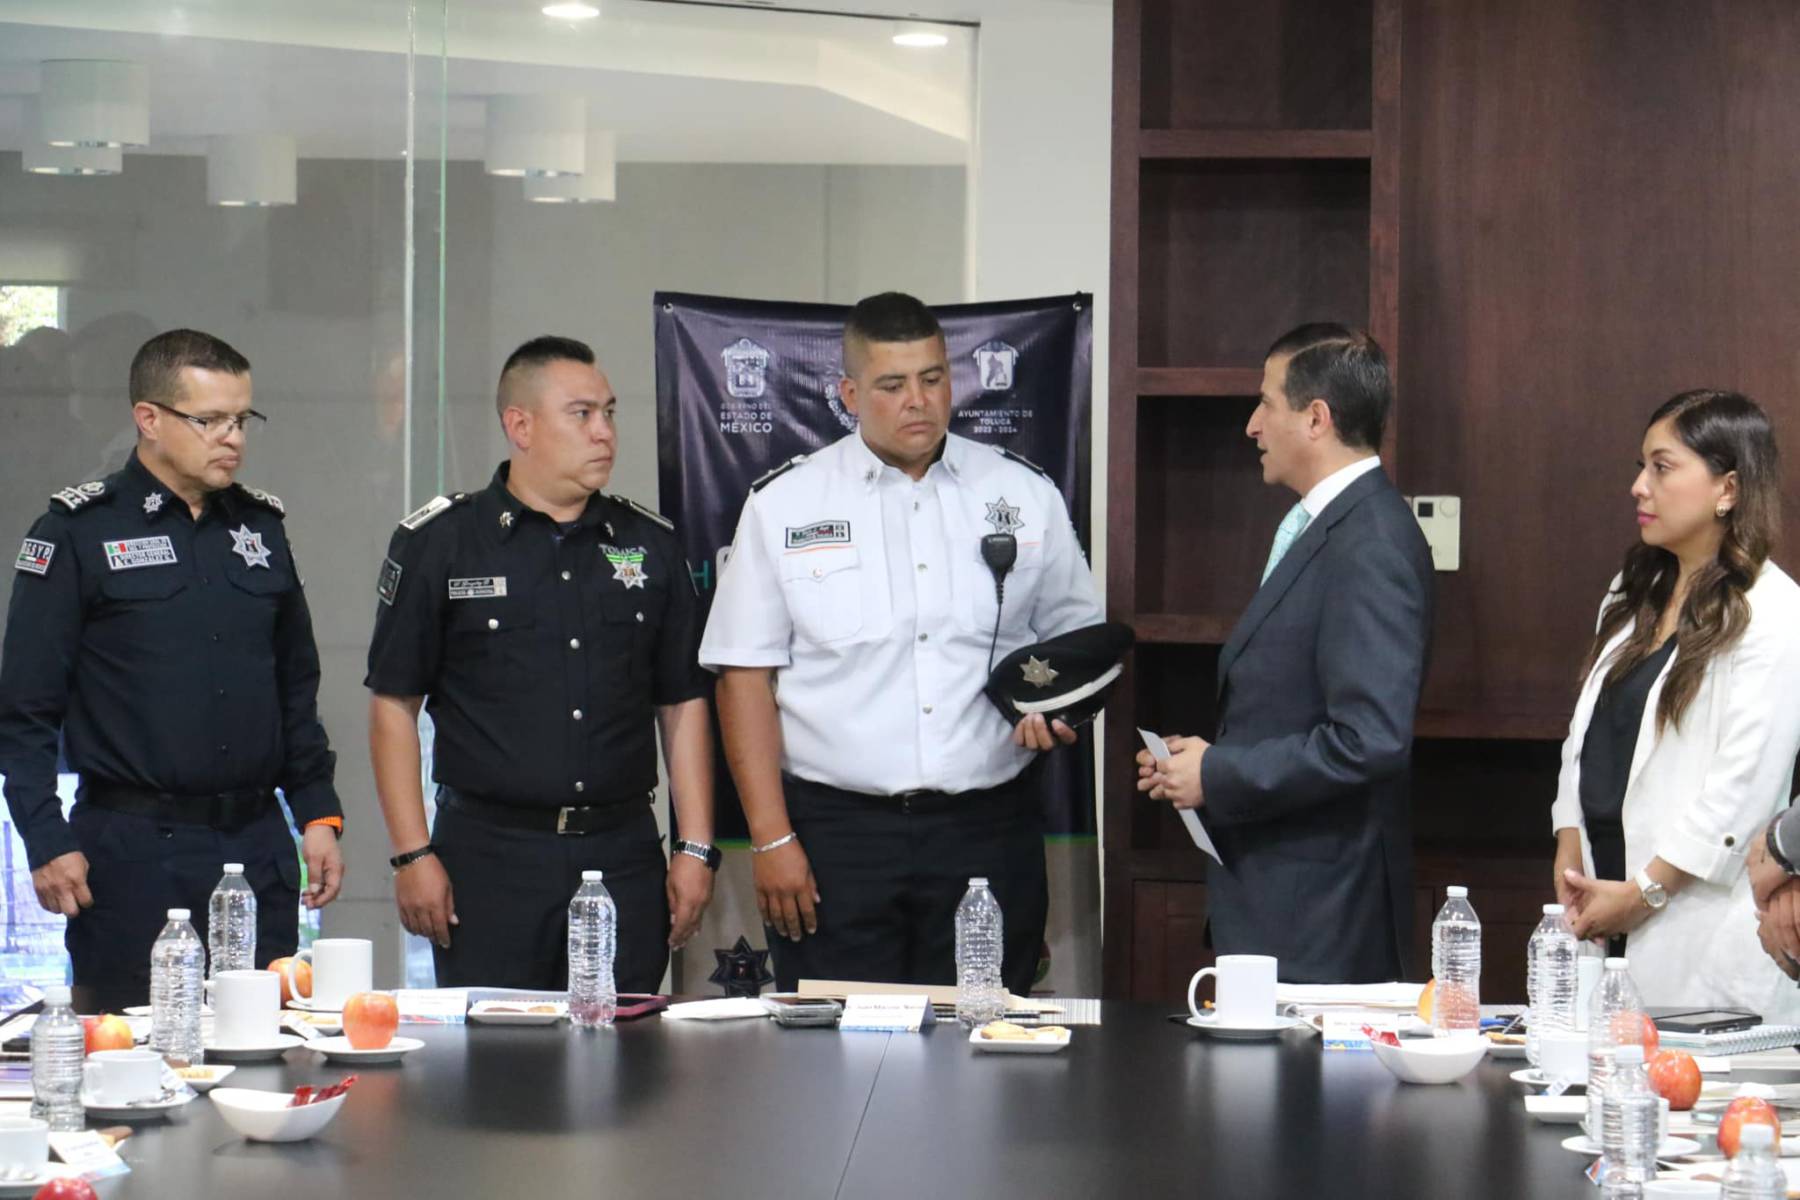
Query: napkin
660 998 771 1021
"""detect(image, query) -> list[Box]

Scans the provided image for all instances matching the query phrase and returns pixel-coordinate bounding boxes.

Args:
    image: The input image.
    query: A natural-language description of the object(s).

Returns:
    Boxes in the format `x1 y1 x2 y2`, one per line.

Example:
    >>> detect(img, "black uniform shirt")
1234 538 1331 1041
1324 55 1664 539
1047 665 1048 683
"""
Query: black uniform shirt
0 452 342 869
364 463 708 808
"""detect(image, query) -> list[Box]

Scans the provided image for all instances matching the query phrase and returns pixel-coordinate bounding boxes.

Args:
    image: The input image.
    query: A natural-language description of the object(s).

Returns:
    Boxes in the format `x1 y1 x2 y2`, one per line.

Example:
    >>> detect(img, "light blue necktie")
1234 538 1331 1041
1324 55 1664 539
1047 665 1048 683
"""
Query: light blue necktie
1260 502 1312 585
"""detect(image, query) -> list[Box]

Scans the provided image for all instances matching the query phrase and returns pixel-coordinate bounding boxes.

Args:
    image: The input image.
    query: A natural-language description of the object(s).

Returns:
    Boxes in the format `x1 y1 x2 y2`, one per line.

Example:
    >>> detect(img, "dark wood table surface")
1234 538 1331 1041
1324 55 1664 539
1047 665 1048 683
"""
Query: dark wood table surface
68 1003 1631 1198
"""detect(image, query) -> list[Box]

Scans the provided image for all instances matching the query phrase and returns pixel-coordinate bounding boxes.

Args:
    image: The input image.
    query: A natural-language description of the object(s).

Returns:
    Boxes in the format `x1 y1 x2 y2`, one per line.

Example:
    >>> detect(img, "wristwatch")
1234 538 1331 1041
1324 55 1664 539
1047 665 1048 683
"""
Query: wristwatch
1769 817 1800 876
1634 869 1668 911
388 844 436 870
672 838 722 872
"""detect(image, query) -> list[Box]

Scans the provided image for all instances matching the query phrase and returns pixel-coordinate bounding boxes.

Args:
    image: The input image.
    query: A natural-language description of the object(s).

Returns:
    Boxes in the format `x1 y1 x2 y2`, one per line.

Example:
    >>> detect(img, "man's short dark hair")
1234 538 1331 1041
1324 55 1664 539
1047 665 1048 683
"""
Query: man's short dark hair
497 335 596 416
128 329 250 408
843 292 943 376
1266 323 1390 451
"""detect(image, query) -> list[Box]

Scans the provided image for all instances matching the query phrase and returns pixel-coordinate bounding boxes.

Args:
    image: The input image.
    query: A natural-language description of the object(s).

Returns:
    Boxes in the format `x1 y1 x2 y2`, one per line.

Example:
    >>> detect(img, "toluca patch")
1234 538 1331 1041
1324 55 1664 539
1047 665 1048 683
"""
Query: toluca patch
377 557 403 606
14 538 54 576
103 536 177 571
448 576 507 600
602 544 649 589
785 520 851 550
400 495 453 531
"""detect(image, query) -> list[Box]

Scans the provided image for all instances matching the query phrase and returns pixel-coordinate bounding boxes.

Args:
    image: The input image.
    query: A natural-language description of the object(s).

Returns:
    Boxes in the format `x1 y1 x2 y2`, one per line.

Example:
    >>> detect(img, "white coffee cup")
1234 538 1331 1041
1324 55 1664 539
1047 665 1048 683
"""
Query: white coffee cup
1187 954 1279 1026
213 968 281 1046
82 1048 165 1105
285 938 373 1010
1537 1028 1589 1084
0 1117 48 1171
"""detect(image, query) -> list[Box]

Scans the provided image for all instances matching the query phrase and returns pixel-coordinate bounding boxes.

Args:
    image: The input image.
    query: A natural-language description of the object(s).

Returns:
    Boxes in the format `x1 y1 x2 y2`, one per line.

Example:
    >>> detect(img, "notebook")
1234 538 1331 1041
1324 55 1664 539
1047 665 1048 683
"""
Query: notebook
1659 1024 1800 1055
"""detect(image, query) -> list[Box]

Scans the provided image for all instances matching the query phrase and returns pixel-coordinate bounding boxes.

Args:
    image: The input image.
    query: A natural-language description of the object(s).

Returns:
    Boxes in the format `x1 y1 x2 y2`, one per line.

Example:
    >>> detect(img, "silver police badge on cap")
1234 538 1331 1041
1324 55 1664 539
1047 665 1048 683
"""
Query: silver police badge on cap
1020 656 1058 688
974 340 1019 392
722 338 771 400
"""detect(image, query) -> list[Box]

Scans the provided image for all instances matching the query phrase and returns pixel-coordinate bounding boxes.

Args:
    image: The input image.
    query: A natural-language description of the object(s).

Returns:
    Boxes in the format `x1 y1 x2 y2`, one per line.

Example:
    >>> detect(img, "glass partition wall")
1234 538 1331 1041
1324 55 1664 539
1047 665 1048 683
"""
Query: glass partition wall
0 0 970 990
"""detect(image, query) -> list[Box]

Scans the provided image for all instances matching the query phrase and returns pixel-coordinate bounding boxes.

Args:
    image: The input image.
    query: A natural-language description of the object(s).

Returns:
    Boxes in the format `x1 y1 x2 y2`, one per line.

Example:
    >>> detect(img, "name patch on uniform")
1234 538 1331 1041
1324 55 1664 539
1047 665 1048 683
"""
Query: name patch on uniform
785 520 851 549
14 538 54 576
102 536 177 571
448 576 507 600
377 557 403 606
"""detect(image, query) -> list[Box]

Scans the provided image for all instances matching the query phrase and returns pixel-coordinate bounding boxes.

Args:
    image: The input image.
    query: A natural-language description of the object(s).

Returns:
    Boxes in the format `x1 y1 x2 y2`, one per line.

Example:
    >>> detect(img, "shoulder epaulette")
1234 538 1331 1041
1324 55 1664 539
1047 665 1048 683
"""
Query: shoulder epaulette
49 481 109 512
751 454 808 493
397 492 471 532
235 484 286 516
995 445 1051 479
617 496 674 533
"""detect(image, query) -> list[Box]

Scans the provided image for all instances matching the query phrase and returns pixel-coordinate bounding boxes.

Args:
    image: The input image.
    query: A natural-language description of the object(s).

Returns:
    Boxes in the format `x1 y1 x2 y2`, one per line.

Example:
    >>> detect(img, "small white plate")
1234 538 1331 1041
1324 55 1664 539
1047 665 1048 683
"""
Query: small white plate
1560 1134 1701 1158
1186 1013 1308 1041
285 997 345 1014
0 1165 85 1196
82 1084 199 1120
205 1033 306 1062
1511 1067 1586 1091
123 1004 213 1017
1524 1094 1589 1124
173 1064 236 1093
1486 1039 1529 1060
969 1027 1071 1054
307 1035 423 1064
282 1011 342 1036
469 1001 567 1026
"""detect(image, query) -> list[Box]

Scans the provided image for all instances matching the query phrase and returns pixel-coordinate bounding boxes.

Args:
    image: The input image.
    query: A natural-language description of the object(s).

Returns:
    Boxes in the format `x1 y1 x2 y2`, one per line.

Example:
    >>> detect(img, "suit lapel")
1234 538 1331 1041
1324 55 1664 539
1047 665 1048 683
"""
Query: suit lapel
1217 469 1389 694
1625 646 1678 794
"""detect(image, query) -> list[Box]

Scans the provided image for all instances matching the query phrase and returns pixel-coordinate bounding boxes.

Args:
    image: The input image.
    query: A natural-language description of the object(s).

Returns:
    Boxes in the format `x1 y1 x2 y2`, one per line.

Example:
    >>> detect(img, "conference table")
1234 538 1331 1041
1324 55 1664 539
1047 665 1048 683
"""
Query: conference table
65 1002 1707 1198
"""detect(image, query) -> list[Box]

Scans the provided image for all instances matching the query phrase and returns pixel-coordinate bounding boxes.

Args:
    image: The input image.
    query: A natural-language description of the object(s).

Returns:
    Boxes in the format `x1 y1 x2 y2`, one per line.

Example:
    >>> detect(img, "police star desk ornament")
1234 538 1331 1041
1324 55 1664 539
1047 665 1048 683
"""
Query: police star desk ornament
709 936 774 998
984 621 1136 729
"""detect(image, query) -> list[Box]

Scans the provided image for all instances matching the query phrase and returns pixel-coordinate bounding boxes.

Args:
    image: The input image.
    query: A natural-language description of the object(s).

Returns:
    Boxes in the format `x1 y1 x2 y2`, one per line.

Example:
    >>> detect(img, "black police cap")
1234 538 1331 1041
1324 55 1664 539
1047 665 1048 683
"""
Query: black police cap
984 621 1135 728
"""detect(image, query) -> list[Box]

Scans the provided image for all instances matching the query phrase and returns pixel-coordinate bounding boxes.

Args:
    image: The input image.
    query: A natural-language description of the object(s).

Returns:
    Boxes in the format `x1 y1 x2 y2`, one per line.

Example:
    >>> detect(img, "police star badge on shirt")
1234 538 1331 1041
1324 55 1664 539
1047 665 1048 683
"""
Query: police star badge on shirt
602 544 649 589
14 538 54 576
103 536 177 571
229 524 272 569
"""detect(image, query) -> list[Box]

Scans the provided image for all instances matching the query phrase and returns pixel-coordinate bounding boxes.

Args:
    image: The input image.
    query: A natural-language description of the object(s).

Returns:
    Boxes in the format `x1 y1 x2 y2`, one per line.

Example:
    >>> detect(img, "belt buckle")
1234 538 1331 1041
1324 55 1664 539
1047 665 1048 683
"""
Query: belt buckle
556 807 574 835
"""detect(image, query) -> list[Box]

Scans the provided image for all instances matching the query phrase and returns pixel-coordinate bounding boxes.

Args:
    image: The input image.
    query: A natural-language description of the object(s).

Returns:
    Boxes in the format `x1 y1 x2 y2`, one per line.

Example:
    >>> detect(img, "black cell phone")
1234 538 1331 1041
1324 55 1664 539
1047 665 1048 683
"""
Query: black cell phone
1654 1008 1761 1035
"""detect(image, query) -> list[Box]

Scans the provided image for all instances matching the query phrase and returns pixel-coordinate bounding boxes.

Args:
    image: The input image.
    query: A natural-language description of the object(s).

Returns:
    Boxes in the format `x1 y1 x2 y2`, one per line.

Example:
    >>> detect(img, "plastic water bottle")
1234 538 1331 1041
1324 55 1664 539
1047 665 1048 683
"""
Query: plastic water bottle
150 907 206 1066
568 870 617 1029
1599 1042 1658 1194
1722 1122 1786 1199
1586 957 1646 1149
1430 885 1481 1033
207 862 257 978
1525 903 1579 1067
29 985 85 1131
955 877 1006 1027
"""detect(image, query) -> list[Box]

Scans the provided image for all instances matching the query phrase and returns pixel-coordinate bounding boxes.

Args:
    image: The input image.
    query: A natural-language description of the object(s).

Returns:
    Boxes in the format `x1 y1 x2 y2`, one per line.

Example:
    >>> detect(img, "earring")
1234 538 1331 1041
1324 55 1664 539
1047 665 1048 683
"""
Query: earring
1717 505 1731 518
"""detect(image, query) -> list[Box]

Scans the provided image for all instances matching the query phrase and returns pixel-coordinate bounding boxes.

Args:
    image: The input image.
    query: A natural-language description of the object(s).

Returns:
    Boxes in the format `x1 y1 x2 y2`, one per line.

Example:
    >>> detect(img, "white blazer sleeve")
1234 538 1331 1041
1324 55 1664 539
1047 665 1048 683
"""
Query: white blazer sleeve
1550 579 1625 832
1653 592 1800 884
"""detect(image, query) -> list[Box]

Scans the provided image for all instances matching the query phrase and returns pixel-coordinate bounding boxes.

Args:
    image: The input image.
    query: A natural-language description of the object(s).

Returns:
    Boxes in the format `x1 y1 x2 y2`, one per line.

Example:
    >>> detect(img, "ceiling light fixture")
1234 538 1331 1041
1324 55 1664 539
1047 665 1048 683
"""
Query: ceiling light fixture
207 134 297 207
542 2 600 18
38 60 149 148
484 94 586 178
892 29 950 48
526 129 616 204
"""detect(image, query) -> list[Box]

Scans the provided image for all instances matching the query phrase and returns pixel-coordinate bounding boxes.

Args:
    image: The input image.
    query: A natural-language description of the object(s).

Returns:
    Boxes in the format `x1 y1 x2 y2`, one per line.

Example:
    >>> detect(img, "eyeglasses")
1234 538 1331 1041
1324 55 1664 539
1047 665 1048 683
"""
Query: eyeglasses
146 400 268 439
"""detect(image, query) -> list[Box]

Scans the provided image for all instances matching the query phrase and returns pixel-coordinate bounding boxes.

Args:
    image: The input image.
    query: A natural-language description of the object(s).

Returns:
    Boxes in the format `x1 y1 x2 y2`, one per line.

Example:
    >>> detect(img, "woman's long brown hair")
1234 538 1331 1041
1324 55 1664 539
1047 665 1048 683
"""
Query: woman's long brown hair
1583 390 1780 734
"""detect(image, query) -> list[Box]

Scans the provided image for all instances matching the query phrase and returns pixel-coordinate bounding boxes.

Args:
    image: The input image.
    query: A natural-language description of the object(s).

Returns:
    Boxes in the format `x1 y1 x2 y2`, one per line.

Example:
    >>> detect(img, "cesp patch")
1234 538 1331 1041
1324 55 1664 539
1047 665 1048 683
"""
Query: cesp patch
377 557 403 606
14 538 54 576
785 520 851 550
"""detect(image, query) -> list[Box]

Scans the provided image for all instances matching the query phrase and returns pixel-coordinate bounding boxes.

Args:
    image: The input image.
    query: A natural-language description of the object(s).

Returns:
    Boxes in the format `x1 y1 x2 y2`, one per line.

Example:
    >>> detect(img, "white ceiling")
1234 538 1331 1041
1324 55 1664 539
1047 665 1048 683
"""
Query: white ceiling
0 0 1062 166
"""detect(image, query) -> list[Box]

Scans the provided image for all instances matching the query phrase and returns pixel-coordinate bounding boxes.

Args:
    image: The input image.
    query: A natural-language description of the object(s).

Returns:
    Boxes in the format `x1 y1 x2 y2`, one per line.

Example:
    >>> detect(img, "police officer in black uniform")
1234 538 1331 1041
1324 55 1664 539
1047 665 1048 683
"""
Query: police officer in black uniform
0 329 346 1004
367 335 716 991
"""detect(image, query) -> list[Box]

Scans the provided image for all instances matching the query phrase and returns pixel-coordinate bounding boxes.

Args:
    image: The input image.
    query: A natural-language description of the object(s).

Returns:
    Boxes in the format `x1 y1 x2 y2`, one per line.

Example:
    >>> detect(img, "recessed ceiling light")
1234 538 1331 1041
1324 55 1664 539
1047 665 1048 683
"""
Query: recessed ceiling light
542 3 600 19
893 30 949 48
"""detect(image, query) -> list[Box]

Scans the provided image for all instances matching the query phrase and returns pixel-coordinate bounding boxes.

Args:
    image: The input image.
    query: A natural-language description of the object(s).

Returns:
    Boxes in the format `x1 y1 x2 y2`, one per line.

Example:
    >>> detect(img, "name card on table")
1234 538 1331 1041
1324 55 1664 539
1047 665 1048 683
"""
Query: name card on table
840 994 933 1032
49 1130 131 1180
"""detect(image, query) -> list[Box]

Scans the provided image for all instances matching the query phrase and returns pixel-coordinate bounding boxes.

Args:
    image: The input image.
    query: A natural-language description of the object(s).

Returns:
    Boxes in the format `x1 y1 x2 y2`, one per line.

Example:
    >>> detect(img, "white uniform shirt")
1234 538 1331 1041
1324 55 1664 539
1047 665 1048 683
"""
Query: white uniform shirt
700 431 1103 795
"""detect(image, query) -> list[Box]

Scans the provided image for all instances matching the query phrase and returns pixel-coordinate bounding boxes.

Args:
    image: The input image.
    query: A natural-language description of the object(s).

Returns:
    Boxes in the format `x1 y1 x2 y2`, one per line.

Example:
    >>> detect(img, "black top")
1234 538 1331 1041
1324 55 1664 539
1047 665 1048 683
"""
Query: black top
0 452 341 869
364 463 708 808
1580 635 1677 880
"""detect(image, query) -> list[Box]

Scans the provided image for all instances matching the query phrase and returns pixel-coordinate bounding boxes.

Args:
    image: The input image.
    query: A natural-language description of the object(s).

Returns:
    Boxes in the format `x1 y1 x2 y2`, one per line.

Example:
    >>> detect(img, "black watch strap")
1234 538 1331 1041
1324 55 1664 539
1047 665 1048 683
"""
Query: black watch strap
672 839 722 871
1770 818 1799 876
389 844 436 870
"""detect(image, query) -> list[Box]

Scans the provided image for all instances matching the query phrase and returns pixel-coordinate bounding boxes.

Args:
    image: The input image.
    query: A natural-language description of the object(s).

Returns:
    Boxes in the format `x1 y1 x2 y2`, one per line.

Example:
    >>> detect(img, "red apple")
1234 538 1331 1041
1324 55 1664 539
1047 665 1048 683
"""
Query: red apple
1719 1096 1781 1158
82 1013 134 1054
342 991 400 1050
1647 1050 1703 1111
33 1178 99 1200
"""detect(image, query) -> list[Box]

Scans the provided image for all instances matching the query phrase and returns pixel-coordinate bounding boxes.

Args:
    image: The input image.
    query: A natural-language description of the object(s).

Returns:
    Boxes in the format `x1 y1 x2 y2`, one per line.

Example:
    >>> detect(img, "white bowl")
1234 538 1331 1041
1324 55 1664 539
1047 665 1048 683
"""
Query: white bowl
1370 1035 1488 1084
209 1087 346 1142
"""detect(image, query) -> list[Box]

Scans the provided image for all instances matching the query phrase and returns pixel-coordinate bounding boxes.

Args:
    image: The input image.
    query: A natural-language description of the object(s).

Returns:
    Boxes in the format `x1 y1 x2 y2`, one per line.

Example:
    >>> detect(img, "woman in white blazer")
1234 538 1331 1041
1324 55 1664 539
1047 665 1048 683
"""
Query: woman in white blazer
1552 390 1800 1017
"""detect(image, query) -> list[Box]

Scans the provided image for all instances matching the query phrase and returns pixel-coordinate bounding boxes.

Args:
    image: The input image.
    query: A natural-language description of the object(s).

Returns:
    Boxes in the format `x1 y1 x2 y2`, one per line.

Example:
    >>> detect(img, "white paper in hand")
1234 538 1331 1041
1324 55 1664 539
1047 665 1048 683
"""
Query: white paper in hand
1138 728 1221 864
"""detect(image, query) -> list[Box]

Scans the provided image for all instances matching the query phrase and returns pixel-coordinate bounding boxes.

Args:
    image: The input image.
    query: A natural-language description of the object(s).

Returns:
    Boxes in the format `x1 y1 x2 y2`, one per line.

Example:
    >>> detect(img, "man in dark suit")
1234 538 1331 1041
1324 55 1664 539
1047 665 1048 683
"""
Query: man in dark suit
1137 324 1434 983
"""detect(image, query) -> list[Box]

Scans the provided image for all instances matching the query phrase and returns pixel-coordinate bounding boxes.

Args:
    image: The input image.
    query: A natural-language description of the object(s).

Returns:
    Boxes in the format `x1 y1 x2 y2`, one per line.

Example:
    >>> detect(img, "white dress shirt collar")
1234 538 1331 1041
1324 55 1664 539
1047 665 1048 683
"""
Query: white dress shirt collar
1300 454 1383 519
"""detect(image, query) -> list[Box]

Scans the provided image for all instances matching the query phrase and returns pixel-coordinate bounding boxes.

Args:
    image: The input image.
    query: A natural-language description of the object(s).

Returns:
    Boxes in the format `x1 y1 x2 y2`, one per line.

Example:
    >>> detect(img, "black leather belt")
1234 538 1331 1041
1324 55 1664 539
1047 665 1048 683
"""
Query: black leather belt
82 782 277 830
439 788 649 836
783 773 1027 816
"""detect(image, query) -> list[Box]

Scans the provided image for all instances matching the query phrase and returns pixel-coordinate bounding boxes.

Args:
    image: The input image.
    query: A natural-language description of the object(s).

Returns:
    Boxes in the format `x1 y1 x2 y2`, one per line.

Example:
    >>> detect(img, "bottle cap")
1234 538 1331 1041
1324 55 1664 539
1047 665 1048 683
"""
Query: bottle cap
1542 903 1564 914
970 877 989 887
168 908 190 920
44 986 71 1005
1445 885 1468 898
582 870 603 882
1604 956 1629 969
223 862 245 874
1615 1043 1644 1065
1740 1123 1775 1149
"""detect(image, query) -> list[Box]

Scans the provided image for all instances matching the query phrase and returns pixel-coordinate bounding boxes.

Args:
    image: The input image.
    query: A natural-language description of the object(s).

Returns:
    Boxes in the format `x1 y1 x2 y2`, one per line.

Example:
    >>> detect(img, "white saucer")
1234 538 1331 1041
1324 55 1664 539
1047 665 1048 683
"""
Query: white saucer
82 1084 199 1120
0 1166 84 1196
1511 1067 1585 1091
1561 1133 1700 1158
285 997 345 1014
204 1033 306 1062
173 1063 237 1093
1185 1013 1308 1040
469 1000 566 1026
969 1026 1071 1054
307 1035 423 1064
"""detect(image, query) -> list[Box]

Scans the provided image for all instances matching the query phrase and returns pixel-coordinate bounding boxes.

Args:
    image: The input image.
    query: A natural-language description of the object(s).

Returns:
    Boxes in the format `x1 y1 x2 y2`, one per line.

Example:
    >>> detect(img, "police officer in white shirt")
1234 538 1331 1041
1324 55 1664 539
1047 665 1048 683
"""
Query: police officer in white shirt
701 292 1102 995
